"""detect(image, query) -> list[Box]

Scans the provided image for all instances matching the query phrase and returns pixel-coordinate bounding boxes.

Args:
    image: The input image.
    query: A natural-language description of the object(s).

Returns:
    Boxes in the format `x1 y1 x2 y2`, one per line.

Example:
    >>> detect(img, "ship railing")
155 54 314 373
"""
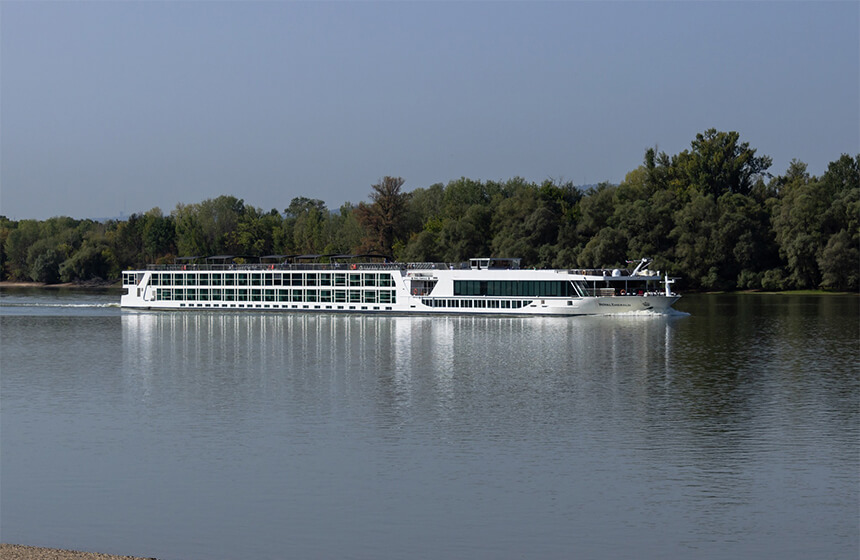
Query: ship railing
144 262 466 272
563 268 663 277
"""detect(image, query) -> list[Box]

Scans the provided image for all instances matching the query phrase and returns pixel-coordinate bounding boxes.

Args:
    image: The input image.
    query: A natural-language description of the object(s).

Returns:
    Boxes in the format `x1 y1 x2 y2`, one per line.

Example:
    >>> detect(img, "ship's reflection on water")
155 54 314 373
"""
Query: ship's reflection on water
121 311 679 430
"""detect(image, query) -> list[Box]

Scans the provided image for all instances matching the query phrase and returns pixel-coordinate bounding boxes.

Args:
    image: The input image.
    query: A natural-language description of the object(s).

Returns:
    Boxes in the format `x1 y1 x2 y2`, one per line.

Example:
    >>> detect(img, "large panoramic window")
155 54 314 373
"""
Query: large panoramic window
454 280 574 297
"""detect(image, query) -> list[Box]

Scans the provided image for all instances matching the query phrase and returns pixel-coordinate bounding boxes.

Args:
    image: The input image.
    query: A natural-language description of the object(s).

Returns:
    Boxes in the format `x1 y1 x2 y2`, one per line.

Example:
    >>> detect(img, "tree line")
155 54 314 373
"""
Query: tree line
2 129 857 291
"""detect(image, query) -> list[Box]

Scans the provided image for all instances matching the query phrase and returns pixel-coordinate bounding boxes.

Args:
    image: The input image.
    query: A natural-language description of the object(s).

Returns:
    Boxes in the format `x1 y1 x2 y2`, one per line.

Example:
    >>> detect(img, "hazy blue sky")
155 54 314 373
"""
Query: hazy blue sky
1 1 857 220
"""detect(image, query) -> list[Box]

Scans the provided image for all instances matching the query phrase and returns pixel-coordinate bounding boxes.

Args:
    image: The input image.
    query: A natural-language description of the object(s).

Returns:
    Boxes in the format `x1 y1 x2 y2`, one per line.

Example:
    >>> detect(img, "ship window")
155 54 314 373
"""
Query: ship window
237 273 249 286
265 289 275 302
224 289 236 301
251 274 262 286
264 274 274 286
334 273 347 286
363 274 376 287
455 280 574 297
211 273 222 286
320 290 332 302
319 273 332 286
251 289 262 301
306 289 317 302
278 289 289 302
305 273 318 286
211 289 222 300
363 291 377 303
349 291 361 303
334 290 347 303
349 274 361 286
199 274 210 286
292 291 303 302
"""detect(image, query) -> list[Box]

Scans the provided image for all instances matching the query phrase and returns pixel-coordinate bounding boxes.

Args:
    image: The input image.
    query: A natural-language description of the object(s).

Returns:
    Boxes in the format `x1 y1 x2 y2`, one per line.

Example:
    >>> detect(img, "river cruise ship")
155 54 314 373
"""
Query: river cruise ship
121 255 679 316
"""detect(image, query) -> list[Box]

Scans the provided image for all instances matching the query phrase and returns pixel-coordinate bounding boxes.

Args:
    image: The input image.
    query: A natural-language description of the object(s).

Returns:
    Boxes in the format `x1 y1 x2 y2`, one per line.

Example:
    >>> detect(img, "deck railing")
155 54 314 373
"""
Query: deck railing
144 262 475 272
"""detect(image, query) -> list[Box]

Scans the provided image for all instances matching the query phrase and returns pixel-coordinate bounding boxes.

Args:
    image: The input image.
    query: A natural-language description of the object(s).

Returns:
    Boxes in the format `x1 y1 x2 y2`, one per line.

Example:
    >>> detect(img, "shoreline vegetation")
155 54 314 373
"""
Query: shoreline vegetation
2 130 857 294
0 544 156 560
0 280 119 290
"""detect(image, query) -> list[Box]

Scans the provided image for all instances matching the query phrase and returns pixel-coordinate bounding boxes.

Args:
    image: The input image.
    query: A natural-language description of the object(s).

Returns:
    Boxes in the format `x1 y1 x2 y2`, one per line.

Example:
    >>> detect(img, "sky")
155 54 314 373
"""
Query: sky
1 1 857 221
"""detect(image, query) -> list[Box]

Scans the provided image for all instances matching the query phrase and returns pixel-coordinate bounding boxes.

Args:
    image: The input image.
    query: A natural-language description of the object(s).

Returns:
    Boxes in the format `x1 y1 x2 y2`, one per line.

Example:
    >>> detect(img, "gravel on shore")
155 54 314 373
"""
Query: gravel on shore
0 544 155 560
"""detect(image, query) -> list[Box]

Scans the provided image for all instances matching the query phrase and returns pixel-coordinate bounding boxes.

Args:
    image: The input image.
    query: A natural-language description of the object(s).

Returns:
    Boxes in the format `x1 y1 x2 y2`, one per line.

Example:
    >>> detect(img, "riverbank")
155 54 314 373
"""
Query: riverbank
0 544 155 560
0 280 119 290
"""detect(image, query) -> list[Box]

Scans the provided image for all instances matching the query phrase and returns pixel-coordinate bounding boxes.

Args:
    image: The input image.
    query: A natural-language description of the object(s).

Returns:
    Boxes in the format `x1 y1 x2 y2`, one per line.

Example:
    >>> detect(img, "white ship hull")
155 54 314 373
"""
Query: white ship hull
121 258 680 316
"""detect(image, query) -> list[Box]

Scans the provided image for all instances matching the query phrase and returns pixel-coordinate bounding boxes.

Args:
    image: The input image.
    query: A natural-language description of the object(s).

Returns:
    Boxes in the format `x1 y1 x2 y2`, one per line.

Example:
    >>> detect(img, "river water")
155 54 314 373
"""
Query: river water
1 289 857 560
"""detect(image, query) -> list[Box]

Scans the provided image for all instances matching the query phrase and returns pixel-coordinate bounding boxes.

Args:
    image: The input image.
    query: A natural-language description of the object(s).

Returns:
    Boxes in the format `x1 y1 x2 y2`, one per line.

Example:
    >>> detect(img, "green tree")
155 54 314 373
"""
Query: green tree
671 193 722 289
0 216 14 281
355 176 408 255
675 129 773 198
173 195 246 256
771 160 827 288
324 203 364 254
578 227 628 269
59 242 116 282
817 154 860 290
287 198 328 254
819 230 858 291
142 209 176 261
4 220 41 280
231 207 280 256
576 183 617 240
28 242 63 283
439 204 492 262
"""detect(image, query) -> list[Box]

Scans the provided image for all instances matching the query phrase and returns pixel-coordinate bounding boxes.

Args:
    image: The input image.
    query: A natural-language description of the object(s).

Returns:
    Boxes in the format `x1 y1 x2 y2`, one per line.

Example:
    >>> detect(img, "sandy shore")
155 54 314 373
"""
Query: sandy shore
0 544 155 560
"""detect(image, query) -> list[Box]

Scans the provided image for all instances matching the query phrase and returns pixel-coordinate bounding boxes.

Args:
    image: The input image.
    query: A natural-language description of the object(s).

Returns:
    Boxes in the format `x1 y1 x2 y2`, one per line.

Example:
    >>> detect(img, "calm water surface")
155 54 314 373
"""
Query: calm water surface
1 290 857 559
